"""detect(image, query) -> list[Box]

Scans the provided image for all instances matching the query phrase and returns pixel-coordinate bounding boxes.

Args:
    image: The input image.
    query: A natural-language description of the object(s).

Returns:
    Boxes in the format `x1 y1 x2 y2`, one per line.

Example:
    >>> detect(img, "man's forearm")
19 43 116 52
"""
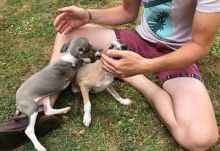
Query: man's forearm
87 7 132 25
87 1 140 26
143 42 208 73
141 11 220 75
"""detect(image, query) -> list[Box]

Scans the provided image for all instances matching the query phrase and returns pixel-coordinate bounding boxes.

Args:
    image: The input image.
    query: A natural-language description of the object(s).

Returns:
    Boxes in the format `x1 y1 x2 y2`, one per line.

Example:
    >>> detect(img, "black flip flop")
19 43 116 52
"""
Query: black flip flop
0 113 60 151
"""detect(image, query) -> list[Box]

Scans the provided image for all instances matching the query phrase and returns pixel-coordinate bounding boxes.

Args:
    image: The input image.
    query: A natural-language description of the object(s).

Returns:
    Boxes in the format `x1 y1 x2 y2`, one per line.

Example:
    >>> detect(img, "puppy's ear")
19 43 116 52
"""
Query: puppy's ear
60 42 70 53
121 44 128 50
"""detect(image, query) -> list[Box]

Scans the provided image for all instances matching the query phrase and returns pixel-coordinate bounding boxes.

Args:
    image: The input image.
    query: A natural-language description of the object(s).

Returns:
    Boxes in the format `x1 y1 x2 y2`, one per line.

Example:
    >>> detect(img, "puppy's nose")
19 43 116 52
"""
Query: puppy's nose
121 45 128 50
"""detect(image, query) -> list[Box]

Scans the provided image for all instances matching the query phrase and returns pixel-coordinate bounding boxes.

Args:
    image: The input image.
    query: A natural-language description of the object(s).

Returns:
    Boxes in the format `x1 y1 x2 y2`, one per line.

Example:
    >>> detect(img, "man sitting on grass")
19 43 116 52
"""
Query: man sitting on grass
1 0 219 150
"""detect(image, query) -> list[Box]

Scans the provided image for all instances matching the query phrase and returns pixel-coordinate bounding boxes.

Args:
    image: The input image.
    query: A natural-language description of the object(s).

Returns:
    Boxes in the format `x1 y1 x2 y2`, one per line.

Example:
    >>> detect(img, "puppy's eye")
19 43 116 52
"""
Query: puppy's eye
109 44 114 49
78 48 84 51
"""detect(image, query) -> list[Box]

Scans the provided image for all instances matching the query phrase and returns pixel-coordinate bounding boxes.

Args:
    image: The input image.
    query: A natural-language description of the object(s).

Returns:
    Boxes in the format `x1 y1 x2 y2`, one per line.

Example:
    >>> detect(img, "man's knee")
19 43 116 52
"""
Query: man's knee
55 24 114 49
173 124 219 151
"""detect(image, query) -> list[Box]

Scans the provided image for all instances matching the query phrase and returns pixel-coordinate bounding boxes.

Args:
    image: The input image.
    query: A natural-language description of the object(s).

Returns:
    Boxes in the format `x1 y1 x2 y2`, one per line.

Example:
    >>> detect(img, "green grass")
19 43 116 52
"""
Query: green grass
0 0 219 150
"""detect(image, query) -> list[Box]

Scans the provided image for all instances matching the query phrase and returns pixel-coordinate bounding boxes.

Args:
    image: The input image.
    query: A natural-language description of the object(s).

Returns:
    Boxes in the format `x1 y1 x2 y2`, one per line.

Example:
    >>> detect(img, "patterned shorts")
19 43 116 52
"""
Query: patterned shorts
114 29 203 86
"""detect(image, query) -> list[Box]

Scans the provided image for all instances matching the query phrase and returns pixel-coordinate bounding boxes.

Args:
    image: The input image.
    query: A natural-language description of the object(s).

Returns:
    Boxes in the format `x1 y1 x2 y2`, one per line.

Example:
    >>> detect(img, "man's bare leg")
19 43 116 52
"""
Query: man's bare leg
124 75 218 151
49 24 218 150
163 78 218 150
123 75 178 130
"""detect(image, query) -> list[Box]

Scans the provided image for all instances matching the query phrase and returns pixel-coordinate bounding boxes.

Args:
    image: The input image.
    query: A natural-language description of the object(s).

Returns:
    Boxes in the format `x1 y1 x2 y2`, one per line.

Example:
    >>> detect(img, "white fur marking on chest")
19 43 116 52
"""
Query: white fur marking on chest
61 53 78 67
92 74 114 93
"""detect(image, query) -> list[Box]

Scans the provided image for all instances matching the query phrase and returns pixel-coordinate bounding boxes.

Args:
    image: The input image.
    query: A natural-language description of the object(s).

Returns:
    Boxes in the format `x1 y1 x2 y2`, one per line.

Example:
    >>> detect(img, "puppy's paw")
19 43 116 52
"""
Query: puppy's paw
119 98 132 105
82 58 91 64
83 113 91 127
35 144 46 151
63 107 71 114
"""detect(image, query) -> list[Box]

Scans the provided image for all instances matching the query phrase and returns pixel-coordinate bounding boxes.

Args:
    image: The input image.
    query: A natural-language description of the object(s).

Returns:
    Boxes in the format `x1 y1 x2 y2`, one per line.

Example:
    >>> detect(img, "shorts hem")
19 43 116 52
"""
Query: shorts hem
161 73 203 86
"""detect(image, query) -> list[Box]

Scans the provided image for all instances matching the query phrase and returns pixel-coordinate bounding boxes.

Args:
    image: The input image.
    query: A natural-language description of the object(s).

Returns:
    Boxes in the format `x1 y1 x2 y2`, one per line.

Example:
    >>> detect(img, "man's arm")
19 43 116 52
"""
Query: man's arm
145 11 220 73
101 11 220 78
54 0 141 34
88 0 141 25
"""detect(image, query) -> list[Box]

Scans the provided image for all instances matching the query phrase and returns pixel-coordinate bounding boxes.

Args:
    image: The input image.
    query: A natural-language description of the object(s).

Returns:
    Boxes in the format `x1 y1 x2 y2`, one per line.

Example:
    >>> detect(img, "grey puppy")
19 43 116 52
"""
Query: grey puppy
15 37 92 151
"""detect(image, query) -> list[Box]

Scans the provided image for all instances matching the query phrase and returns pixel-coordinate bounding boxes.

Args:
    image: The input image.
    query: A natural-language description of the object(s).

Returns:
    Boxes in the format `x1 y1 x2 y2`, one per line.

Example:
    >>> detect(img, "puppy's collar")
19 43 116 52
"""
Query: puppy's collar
61 53 78 67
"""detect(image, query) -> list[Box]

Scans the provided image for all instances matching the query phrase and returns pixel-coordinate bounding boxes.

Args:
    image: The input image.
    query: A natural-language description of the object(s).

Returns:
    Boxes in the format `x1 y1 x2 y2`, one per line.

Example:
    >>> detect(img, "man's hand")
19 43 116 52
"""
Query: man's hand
54 6 90 34
100 50 148 78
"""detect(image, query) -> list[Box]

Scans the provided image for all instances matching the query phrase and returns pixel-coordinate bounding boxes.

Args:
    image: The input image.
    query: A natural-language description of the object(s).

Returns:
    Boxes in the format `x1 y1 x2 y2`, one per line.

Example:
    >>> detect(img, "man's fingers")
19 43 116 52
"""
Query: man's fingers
101 62 119 77
101 54 118 69
106 50 126 58
101 58 129 78
102 65 116 76
63 25 73 35
101 58 116 73
56 20 67 33
59 22 70 34
58 6 74 13
54 13 67 28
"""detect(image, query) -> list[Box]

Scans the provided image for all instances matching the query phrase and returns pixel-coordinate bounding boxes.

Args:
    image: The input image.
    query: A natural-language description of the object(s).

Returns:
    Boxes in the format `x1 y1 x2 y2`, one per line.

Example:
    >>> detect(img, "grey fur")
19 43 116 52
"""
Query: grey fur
16 37 92 117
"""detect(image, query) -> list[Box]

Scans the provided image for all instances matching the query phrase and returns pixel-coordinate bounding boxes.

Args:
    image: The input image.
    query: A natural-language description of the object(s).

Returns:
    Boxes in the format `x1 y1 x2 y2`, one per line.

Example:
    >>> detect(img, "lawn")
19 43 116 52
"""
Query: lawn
0 0 219 151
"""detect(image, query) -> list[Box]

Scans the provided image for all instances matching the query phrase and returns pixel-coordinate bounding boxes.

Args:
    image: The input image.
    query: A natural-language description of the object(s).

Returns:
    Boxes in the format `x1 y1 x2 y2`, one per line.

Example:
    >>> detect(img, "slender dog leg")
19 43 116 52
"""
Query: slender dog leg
42 96 71 116
107 85 132 105
25 112 46 151
79 84 91 127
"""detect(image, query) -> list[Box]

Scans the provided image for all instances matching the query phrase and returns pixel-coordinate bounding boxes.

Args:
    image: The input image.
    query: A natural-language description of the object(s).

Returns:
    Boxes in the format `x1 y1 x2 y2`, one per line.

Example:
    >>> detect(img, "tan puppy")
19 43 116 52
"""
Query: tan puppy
72 41 132 127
